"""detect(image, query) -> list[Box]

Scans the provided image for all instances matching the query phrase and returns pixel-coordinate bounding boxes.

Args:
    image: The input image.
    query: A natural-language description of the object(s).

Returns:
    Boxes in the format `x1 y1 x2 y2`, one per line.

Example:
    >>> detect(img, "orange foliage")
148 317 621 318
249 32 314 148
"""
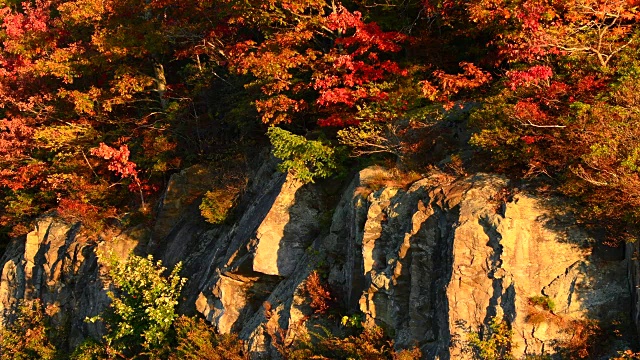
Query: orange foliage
421 62 491 108
304 271 333 315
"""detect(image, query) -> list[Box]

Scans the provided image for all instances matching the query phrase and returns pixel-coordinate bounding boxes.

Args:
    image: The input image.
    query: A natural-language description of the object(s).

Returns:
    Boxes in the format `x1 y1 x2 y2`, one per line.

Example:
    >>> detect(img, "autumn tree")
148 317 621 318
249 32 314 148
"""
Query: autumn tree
0 0 233 238
463 0 640 239
1 0 638 246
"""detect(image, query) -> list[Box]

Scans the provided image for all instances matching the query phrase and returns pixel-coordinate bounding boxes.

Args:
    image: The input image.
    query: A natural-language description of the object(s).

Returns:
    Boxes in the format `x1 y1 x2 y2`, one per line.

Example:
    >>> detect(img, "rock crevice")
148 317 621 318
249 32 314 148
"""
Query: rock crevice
0 165 636 358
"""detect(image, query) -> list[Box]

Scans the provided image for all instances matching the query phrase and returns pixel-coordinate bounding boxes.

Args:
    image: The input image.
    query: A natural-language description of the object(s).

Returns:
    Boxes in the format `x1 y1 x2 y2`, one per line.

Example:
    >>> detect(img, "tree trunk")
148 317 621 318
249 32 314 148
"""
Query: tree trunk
153 60 168 110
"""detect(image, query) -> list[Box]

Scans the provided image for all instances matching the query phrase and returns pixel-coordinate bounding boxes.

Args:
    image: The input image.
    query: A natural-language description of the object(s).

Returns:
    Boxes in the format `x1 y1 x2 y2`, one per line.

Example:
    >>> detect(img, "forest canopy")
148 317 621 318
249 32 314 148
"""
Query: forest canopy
0 0 639 243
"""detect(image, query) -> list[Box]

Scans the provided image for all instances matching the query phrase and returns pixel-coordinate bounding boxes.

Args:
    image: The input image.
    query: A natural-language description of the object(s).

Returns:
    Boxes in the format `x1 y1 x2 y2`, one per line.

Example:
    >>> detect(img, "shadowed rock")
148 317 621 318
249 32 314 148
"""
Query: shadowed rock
1 165 635 358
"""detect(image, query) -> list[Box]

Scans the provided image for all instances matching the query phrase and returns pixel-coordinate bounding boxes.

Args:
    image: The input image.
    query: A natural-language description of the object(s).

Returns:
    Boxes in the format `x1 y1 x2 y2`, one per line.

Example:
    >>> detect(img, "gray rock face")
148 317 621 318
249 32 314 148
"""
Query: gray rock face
0 217 141 349
0 164 636 358
153 159 335 358
152 164 218 242
340 171 631 358
628 240 640 340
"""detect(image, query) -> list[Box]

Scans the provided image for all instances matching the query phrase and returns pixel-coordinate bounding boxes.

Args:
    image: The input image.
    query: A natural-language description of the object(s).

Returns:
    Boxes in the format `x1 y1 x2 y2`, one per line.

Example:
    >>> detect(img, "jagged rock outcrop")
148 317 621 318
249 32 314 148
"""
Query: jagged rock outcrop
338 169 631 358
0 217 145 349
0 162 636 358
152 157 337 357
151 164 633 358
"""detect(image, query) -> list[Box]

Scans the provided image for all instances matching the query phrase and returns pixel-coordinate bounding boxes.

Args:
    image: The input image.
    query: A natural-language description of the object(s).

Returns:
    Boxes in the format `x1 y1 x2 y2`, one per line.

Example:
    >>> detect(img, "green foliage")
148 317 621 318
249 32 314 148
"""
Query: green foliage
98 254 186 356
613 350 640 359
0 301 58 360
468 92 531 171
467 317 515 360
69 339 108 360
197 157 248 225
528 296 555 312
199 189 236 225
4 192 41 224
522 355 552 360
337 121 402 158
268 127 342 183
341 314 364 329
72 257 247 360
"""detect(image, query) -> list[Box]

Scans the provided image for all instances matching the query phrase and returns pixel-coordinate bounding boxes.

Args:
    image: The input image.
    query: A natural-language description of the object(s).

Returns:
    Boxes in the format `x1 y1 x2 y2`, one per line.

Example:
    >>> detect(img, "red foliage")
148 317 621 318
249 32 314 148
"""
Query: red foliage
316 112 361 127
90 143 139 179
228 2 409 127
506 65 553 90
313 6 409 126
57 198 100 219
513 100 549 123
128 180 159 196
420 62 492 108
1 0 51 48
0 117 34 157
575 75 607 94
521 135 537 144
57 198 118 230
0 162 47 191
326 7 407 55
255 96 308 125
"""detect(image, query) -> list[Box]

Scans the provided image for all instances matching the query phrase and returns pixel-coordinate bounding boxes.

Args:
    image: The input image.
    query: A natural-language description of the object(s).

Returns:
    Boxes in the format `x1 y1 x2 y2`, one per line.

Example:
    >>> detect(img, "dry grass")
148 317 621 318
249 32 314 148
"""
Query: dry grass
524 305 558 326
556 320 601 359
524 301 605 360
355 166 423 198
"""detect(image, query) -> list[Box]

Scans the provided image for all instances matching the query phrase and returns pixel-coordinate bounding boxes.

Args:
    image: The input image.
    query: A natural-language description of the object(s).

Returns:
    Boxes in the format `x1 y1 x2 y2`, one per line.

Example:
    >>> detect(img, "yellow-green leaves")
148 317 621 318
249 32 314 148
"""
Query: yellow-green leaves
268 126 342 183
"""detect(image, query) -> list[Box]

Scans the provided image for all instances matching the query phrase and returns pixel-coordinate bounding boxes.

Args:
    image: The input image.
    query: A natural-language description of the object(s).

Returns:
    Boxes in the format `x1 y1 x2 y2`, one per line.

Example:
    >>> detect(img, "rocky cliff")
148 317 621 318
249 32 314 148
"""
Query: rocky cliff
0 161 636 358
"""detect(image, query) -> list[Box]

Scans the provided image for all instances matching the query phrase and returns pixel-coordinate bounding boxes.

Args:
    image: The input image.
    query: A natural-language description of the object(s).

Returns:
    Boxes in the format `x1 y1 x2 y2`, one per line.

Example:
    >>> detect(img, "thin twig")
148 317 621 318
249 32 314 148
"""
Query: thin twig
520 120 566 128
81 149 108 184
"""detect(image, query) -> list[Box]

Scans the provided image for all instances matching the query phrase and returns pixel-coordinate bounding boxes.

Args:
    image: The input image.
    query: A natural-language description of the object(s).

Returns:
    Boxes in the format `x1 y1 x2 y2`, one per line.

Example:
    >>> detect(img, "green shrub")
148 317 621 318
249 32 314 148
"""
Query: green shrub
167 316 246 360
522 355 552 360
467 317 515 360
268 127 341 183
528 295 555 312
341 314 364 329
198 157 247 225
613 350 640 359
91 254 186 357
74 253 250 359
337 121 402 158
271 321 421 360
200 189 237 225
69 339 108 360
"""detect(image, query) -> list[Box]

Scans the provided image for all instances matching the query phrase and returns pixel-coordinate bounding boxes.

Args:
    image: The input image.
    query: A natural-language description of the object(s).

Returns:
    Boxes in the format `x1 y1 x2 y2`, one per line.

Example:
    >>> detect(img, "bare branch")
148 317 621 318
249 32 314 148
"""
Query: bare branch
519 119 566 128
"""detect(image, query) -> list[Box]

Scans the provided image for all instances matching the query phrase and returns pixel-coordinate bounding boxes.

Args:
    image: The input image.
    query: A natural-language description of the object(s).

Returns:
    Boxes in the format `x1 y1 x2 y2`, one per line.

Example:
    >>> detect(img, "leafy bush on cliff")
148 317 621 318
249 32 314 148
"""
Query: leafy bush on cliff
268 127 343 184
75 254 247 359
200 189 238 225
278 324 422 360
0 301 57 360
85 254 186 357
467 317 515 360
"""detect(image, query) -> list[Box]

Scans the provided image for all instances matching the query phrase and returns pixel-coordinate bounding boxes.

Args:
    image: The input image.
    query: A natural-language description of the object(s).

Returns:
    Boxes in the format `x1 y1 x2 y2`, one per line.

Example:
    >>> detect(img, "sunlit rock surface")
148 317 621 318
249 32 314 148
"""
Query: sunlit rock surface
1 162 635 358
